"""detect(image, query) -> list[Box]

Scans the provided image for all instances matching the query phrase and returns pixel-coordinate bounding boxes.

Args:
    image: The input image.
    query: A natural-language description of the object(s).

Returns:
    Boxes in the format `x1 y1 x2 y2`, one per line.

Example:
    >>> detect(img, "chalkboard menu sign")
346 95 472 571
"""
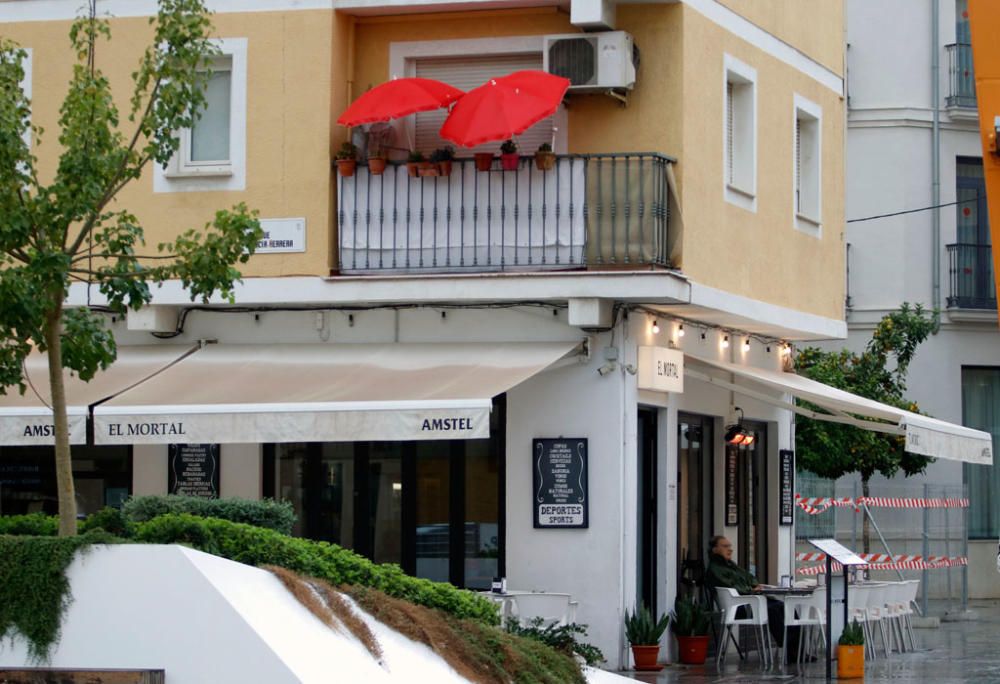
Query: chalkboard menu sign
725 446 739 526
779 449 795 525
533 438 588 528
168 444 220 498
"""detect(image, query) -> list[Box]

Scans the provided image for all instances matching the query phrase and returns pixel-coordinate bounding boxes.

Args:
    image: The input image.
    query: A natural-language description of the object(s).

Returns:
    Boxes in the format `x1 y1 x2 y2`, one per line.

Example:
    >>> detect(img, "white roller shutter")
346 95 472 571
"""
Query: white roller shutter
415 54 555 156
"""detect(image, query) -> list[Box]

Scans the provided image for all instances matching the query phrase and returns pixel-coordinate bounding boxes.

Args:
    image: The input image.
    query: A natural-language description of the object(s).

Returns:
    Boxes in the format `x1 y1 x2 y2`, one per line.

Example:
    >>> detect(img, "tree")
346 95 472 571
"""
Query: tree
794 303 938 552
0 0 262 536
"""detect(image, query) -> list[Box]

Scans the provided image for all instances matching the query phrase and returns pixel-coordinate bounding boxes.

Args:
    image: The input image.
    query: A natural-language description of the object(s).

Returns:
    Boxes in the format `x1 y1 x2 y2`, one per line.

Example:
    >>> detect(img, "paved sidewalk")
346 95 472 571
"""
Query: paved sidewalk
612 600 1000 683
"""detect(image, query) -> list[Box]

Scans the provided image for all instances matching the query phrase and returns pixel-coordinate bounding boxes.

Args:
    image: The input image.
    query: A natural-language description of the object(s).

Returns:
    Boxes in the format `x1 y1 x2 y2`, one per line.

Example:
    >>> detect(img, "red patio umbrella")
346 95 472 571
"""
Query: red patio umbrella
438 70 570 147
337 77 464 127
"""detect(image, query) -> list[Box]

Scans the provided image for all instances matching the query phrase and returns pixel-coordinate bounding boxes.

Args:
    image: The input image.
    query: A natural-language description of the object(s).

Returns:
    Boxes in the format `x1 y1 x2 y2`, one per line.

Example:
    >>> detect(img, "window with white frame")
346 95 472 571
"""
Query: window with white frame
155 38 246 193
724 54 756 211
793 94 821 234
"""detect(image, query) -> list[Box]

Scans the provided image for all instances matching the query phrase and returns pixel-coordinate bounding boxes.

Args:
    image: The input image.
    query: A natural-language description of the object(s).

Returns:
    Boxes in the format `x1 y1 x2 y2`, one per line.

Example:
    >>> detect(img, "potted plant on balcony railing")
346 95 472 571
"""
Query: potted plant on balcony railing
431 146 455 177
406 150 425 178
367 140 387 176
500 138 520 171
474 150 494 172
335 141 358 177
535 142 556 171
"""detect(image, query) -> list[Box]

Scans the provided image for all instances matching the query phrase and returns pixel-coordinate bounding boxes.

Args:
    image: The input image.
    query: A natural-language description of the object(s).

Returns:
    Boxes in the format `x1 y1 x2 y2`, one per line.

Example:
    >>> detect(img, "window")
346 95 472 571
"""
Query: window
724 54 757 211
962 367 1000 538
794 94 822 235
952 157 995 308
154 38 246 193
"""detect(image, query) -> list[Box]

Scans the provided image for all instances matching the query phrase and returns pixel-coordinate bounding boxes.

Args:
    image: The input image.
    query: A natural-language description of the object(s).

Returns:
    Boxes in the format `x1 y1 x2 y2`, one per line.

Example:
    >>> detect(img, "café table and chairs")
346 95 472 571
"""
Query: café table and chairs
715 587 774 669
479 589 578 629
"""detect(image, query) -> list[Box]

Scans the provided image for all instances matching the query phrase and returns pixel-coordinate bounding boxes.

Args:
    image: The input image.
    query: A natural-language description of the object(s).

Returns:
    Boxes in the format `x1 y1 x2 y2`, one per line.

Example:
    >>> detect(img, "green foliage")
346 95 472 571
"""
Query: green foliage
0 512 58 536
500 138 518 154
430 146 454 163
670 595 712 637
0 0 263 532
624 602 670 645
132 513 499 624
838 619 865 646
0 531 121 661
795 303 937 482
122 495 295 534
536 142 552 153
79 506 132 536
505 617 605 666
335 141 357 160
407 150 426 162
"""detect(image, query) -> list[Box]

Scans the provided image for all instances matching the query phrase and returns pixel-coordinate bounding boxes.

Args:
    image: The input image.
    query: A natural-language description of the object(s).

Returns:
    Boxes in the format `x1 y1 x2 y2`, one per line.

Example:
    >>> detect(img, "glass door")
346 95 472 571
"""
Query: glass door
737 420 769 581
637 408 658 614
677 413 714 599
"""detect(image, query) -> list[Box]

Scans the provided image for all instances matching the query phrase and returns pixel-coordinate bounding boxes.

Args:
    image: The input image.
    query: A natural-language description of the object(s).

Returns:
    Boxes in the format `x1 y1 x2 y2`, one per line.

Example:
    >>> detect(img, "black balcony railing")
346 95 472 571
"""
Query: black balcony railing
946 43 977 109
336 153 676 274
947 242 996 309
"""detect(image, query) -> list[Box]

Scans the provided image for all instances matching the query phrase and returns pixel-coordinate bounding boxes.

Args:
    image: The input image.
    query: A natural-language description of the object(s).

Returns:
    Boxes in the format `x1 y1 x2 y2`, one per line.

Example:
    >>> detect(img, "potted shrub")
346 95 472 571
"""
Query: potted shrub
431 146 455 177
535 142 556 171
500 138 520 171
670 595 712 665
474 151 494 172
624 603 670 671
335 141 358 177
367 141 387 176
406 151 425 178
837 619 865 679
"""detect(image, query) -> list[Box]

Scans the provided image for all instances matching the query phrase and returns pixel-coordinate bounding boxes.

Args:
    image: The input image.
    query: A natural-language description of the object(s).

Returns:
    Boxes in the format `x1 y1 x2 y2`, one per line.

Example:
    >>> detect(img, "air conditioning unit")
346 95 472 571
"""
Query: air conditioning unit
543 31 637 92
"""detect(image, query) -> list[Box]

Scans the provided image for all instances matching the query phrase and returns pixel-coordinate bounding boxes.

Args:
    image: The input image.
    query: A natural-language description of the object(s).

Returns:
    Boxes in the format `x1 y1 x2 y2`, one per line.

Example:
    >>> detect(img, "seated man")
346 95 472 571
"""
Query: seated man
706 535 801 661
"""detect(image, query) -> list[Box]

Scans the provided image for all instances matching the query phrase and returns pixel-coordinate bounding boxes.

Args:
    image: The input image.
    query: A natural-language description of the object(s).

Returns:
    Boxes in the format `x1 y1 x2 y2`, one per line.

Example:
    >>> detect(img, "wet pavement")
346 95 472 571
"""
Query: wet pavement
614 600 1000 683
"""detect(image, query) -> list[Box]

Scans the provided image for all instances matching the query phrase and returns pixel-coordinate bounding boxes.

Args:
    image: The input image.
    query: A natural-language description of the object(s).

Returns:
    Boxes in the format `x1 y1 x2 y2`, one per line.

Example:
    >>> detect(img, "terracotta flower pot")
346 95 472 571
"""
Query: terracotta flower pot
368 157 387 176
535 151 556 171
501 152 520 171
630 645 661 671
675 635 709 665
837 644 864 679
438 160 453 176
474 153 494 172
406 162 420 177
336 159 356 177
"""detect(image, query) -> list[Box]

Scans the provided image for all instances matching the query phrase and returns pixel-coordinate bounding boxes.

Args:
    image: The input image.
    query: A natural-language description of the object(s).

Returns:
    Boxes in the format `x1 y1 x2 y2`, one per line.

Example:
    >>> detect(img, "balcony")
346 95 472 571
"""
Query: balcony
945 43 977 112
336 153 676 274
947 243 996 310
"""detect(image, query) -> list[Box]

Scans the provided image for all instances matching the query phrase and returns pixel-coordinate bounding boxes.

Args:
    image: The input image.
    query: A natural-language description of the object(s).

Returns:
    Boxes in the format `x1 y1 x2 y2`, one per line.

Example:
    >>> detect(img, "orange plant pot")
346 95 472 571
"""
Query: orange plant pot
336 159 356 177
474 153 494 172
368 157 387 175
406 162 420 177
630 645 661 671
675 635 709 665
837 645 864 679
501 152 520 171
438 160 453 176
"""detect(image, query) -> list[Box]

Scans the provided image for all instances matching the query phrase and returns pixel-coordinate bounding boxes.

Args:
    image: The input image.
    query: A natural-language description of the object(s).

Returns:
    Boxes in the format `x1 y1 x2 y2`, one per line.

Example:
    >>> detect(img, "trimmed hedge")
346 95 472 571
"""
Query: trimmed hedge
133 513 500 626
0 512 58 537
122 495 295 534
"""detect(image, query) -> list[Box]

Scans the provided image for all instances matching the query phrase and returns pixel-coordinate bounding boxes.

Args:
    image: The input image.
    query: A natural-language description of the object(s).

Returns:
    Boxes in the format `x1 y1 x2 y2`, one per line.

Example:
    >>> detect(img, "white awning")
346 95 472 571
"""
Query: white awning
93 342 579 445
686 355 993 465
0 345 198 446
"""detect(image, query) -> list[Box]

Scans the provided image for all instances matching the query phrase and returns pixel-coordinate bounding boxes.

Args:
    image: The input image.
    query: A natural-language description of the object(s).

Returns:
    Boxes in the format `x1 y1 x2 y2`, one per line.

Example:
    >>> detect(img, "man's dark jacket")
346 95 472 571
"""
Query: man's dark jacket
705 552 758 594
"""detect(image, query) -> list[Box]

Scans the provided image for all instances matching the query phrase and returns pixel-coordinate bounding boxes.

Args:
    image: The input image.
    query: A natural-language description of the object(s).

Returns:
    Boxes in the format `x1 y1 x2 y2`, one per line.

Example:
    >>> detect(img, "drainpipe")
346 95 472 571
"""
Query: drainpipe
932 0 942 311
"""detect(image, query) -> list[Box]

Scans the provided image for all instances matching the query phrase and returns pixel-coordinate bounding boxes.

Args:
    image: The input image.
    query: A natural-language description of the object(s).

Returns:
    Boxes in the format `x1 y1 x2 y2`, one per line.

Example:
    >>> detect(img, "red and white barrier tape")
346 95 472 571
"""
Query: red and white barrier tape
795 554 968 574
794 494 968 515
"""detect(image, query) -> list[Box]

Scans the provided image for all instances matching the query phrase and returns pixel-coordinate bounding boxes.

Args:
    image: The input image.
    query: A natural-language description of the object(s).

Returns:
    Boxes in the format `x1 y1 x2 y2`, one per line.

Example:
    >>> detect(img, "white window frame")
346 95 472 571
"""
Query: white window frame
723 53 757 212
793 93 822 237
389 36 569 154
154 37 247 193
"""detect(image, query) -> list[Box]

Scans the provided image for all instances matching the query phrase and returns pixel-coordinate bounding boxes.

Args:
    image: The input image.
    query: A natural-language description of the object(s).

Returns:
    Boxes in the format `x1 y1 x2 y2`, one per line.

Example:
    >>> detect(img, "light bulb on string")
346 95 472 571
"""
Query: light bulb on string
678 324 685 338
652 319 660 334
743 338 750 352
721 334 730 349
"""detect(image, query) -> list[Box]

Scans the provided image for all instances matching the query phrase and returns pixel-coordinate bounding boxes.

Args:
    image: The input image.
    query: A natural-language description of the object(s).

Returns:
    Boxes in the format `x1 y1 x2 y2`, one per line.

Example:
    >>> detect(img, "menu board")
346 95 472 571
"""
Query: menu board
168 444 220 498
725 446 739 526
533 438 588 528
779 449 795 525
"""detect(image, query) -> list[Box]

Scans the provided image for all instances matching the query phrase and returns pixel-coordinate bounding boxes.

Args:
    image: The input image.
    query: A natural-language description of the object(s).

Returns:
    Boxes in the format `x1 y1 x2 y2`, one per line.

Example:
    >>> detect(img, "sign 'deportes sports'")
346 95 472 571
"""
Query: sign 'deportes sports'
168 443 220 498
533 438 588 528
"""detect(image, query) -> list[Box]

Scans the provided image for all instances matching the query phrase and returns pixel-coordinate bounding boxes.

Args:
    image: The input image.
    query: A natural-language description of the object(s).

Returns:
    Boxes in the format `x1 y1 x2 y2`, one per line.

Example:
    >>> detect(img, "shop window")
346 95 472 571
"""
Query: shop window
963 366 1000 538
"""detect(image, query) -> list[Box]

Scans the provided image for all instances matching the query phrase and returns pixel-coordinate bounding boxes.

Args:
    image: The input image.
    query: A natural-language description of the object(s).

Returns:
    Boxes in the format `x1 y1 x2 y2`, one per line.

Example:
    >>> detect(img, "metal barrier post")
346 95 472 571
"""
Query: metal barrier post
922 483 930 616
963 482 969 612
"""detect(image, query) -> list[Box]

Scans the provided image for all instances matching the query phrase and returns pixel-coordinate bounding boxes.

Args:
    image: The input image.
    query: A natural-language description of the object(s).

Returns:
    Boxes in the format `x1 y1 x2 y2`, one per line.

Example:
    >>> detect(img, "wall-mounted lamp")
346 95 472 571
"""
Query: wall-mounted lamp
724 407 756 447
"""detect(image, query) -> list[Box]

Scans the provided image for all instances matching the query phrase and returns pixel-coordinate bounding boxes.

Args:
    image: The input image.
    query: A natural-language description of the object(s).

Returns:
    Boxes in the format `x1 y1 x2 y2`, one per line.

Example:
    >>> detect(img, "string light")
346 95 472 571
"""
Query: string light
781 344 792 357
651 319 660 334
678 324 685 338
721 334 730 349
742 338 750 352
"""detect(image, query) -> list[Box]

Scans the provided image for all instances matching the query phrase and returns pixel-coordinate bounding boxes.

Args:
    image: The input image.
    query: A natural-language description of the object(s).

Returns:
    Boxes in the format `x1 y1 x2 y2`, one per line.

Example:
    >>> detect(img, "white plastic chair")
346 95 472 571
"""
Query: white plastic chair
780 586 827 665
862 583 892 658
715 587 773 668
508 593 575 629
846 583 873 659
